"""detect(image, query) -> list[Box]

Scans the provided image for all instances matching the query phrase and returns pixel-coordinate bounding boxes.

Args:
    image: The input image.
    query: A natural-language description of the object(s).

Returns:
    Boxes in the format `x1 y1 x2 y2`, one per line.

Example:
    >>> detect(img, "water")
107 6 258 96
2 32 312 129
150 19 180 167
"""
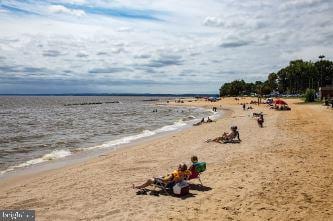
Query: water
0 96 217 174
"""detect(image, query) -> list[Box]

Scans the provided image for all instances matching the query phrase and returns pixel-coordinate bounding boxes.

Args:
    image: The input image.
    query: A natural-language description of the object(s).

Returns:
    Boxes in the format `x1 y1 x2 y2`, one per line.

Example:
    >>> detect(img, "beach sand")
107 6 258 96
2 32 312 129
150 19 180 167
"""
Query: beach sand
0 98 332 221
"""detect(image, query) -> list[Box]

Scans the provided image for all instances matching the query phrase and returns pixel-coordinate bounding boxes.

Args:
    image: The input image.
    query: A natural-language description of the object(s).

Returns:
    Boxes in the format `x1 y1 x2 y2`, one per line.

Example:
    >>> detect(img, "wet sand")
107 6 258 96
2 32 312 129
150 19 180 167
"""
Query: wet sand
0 97 332 221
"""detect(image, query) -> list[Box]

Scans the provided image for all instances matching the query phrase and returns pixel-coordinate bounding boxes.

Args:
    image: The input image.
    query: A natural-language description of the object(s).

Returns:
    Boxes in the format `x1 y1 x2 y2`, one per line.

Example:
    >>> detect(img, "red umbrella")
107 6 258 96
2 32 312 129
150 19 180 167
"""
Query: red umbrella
274 99 287 105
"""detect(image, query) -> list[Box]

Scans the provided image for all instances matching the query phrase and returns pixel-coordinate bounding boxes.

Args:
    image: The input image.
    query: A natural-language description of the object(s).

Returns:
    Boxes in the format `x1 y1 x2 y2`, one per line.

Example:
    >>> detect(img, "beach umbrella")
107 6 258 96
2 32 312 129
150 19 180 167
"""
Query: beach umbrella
274 99 287 105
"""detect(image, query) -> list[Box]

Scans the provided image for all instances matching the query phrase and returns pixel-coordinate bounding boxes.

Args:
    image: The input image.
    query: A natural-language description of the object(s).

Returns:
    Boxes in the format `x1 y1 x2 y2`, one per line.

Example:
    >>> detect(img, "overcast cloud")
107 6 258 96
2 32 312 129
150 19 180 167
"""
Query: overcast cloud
0 0 332 94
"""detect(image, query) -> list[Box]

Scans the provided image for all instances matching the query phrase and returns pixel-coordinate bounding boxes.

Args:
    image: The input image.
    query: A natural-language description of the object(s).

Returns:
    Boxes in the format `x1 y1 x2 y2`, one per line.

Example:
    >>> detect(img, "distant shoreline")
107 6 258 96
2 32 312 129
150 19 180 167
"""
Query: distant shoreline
0 93 219 97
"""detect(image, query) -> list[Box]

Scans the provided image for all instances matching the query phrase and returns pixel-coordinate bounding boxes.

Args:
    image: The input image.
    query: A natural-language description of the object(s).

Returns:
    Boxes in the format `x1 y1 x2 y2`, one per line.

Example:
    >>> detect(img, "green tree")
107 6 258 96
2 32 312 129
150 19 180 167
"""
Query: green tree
304 88 316 102
315 59 333 87
219 83 231 96
219 56 333 97
267 72 278 92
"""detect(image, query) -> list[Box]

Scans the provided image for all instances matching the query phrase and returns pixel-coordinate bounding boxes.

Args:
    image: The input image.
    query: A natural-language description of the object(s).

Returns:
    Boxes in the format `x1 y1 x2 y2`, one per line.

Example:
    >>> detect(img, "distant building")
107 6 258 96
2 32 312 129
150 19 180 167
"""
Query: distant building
319 85 333 100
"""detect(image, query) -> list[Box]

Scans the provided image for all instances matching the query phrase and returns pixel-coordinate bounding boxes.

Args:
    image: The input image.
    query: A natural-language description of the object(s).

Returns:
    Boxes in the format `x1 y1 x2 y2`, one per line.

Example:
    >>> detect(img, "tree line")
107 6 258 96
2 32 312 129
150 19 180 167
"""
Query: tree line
219 56 333 97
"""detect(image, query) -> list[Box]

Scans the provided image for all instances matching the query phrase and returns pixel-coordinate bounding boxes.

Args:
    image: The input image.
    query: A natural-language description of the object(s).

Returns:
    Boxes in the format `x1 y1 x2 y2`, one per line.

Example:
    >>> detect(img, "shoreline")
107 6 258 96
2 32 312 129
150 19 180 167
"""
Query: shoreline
0 103 228 182
0 98 332 221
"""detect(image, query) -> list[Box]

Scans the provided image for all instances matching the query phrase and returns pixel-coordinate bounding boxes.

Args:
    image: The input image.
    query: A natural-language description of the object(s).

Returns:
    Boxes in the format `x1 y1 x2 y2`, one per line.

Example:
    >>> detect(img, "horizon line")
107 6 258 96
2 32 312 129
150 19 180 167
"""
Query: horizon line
0 92 219 96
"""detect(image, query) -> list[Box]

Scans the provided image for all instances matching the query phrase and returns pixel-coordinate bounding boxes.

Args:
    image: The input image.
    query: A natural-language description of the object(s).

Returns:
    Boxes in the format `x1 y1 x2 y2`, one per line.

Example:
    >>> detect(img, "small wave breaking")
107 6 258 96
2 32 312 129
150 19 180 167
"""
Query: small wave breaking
84 121 187 151
1 107 221 176
1 149 71 175
0 121 188 175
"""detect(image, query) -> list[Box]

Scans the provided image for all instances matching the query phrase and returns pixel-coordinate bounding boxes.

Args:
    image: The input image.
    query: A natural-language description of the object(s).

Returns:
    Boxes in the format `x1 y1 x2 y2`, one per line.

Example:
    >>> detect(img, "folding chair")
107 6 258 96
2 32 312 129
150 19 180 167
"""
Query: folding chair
188 162 206 185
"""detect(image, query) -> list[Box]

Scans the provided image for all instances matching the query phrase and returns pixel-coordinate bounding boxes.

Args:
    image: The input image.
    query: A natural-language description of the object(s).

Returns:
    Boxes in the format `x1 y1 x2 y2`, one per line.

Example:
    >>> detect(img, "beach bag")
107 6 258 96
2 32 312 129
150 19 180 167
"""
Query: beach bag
194 162 206 173
173 181 189 196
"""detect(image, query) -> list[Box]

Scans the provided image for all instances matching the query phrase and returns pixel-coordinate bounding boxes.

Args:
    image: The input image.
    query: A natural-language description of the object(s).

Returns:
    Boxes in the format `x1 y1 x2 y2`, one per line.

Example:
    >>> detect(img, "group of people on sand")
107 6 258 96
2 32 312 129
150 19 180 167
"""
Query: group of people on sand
133 156 200 190
242 103 254 110
193 117 214 126
134 97 273 194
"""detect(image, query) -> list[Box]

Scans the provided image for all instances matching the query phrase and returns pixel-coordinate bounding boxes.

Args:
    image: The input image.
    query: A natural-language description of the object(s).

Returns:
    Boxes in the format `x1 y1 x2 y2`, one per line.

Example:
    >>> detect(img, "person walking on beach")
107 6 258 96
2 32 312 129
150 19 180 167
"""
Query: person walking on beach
257 114 264 128
242 103 246 110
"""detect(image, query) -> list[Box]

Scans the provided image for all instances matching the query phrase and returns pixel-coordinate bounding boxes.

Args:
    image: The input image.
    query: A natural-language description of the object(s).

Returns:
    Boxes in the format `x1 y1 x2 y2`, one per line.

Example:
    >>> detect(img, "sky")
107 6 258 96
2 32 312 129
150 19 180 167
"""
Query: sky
0 0 332 94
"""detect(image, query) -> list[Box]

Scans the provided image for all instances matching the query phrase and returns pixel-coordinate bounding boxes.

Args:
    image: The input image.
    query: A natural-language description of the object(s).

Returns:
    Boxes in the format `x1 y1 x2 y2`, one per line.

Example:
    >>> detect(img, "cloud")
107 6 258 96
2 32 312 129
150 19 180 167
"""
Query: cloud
88 67 130 74
42 50 63 57
0 65 19 73
76 52 88 57
69 5 164 21
220 40 251 48
203 16 224 27
134 53 151 59
111 47 125 54
96 51 108 56
1 4 40 16
179 69 197 77
0 8 8 13
146 54 183 68
117 27 133 32
61 0 86 4
280 0 329 9
0 65 48 74
48 5 86 17
1 0 333 94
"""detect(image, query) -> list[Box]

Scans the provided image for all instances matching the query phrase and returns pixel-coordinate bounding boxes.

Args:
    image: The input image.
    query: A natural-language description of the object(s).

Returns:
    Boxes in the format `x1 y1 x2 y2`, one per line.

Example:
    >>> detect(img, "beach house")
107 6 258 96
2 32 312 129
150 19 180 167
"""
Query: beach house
319 85 333 100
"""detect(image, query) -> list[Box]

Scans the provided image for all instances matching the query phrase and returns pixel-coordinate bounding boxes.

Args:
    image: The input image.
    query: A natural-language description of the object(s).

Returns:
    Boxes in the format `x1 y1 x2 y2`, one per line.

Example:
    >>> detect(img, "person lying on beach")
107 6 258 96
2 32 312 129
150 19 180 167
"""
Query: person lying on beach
193 118 205 126
132 164 191 189
206 126 241 143
206 117 213 123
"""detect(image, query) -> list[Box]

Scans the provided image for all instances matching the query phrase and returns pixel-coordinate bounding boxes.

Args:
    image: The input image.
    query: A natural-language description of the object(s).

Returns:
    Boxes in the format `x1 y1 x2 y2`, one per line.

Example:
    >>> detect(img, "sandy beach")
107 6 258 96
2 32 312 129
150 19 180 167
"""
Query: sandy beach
0 97 332 221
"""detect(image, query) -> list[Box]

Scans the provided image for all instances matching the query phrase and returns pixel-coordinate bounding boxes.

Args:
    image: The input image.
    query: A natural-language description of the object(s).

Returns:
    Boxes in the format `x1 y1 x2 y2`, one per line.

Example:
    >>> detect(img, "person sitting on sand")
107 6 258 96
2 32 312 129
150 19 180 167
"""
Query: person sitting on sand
206 117 213 123
188 155 199 179
206 126 241 143
193 118 205 126
133 164 191 189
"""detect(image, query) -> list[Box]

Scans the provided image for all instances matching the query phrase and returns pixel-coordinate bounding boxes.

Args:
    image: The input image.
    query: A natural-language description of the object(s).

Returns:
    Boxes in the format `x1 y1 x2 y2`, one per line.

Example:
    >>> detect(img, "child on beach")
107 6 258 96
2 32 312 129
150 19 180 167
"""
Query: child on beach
188 156 206 182
188 156 199 179
133 164 191 189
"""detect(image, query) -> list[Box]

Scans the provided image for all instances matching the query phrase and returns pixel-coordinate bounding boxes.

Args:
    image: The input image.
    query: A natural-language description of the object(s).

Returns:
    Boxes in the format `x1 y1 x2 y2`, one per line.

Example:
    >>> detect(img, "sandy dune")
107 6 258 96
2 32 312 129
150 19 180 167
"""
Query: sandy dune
0 98 332 221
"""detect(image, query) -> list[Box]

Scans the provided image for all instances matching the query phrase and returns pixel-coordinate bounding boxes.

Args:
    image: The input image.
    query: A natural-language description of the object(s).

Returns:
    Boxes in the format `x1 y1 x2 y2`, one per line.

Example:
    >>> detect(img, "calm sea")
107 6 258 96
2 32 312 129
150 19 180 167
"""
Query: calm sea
0 96 217 175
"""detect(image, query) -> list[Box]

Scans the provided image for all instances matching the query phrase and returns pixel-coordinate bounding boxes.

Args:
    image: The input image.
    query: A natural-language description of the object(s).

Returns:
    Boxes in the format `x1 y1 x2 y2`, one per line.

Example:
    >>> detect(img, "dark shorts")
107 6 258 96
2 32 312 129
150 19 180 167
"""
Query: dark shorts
153 177 164 185
153 177 175 188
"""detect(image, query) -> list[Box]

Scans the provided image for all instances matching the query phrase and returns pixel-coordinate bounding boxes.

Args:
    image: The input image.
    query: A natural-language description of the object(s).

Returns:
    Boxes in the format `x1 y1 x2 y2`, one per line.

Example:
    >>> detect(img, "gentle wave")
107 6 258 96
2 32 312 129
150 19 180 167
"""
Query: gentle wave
1 149 71 175
182 115 196 121
0 107 220 176
0 120 188 175
84 120 187 151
